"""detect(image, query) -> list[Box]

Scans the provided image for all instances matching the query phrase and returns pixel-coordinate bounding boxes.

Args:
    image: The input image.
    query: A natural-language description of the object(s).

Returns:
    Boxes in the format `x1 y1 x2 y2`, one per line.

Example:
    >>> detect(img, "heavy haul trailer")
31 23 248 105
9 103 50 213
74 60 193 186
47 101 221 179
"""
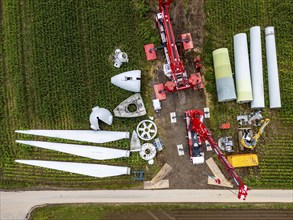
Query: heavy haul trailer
184 110 248 200
144 0 203 100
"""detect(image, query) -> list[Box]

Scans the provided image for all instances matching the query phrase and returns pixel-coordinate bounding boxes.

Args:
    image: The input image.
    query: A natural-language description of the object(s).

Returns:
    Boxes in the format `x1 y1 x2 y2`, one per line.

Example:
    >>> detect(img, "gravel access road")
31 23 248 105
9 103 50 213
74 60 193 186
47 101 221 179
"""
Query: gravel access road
1 189 292 220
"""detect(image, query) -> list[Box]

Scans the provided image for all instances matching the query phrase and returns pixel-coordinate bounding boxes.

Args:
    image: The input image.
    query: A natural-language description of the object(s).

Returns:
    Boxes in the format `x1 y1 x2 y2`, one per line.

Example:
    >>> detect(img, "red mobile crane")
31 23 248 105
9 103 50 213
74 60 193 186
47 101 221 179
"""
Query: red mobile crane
145 0 247 200
144 0 203 100
185 110 248 200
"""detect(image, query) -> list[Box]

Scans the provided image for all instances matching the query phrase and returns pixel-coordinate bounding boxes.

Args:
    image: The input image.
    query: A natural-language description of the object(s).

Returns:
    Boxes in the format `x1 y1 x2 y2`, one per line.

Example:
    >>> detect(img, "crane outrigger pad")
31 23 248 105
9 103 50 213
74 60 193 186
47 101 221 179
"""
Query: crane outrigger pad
189 73 204 90
181 33 194 50
154 83 166 100
144 44 157 60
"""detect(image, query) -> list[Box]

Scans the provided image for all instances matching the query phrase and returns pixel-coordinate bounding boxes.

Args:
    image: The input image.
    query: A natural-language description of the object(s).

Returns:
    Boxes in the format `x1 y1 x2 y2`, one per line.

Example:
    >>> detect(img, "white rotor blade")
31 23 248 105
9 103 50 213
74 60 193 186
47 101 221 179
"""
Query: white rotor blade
16 140 130 160
15 160 130 178
15 130 129 144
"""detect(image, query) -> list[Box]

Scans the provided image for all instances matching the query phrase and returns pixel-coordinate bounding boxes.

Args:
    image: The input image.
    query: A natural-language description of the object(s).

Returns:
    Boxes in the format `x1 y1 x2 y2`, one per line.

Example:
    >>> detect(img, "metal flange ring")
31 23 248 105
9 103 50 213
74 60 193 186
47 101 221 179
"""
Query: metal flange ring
136 120 157 141
139 143 156 161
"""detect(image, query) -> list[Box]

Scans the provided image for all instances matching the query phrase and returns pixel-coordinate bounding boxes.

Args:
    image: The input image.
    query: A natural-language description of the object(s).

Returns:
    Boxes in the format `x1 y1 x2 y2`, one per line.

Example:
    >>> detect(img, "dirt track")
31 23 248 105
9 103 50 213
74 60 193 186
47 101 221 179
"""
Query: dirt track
151 0 218 189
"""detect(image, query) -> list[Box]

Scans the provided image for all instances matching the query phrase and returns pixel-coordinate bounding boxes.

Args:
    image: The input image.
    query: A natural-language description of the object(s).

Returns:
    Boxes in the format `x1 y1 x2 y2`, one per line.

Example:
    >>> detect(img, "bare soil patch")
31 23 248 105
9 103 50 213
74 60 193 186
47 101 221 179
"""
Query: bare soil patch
148 1 222 189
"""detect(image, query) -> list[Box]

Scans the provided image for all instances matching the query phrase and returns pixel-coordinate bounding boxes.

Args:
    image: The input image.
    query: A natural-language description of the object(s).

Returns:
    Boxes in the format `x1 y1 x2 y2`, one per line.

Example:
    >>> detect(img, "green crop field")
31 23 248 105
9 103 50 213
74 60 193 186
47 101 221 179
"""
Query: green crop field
1 0 292 190
0 0 159 189
204 0 293 188
29 203 293 220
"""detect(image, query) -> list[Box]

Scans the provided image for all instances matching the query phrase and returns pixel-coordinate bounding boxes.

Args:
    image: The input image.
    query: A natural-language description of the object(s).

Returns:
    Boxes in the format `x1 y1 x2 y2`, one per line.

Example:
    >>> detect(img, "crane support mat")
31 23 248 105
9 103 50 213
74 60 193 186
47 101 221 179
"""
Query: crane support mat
144 179 169 189
144 44 157 60
170 112 177 123
177 144 184 156
208 177 233 188
204 107 210 118
154 84 167 100
181 33 194 50
151 163 172 184
206 157 233 188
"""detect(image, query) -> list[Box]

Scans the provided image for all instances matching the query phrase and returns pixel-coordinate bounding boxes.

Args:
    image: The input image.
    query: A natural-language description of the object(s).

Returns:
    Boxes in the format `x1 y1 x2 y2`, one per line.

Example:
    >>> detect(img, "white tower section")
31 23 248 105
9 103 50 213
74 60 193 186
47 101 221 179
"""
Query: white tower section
265 27 281 108
234 33 253 103
212 48 237 102
250 26 265 109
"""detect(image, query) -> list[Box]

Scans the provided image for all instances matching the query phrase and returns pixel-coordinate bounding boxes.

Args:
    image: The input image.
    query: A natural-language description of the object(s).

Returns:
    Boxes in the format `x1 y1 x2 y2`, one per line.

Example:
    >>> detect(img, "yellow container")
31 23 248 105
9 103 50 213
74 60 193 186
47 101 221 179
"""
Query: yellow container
227 154 259 168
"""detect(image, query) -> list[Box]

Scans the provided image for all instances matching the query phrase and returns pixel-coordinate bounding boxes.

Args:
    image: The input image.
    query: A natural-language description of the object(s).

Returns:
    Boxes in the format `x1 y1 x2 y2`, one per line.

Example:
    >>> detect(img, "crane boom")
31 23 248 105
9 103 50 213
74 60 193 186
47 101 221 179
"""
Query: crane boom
157 0 189 91
158 0 185 74
185 110 248 200
145 0 204 97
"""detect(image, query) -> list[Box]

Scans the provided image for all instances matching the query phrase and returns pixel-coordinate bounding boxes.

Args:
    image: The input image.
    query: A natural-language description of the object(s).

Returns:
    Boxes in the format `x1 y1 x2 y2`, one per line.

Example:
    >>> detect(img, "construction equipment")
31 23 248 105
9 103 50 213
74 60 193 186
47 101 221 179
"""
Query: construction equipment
227 154 259 168
237 115 249 126
248 111 263 126
218 136 234 152
144 0 203 100
132 170 145 181
184 109 248 200
153 137 164 152
237 111 264 127
184 110 205 165
241 118 270 149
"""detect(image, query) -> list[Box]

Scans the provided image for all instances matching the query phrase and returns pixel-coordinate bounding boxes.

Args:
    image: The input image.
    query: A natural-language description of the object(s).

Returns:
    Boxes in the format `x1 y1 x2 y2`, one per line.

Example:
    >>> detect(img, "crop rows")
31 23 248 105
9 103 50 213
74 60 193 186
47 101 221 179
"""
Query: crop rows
204 0 292 188
0 0 156 189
